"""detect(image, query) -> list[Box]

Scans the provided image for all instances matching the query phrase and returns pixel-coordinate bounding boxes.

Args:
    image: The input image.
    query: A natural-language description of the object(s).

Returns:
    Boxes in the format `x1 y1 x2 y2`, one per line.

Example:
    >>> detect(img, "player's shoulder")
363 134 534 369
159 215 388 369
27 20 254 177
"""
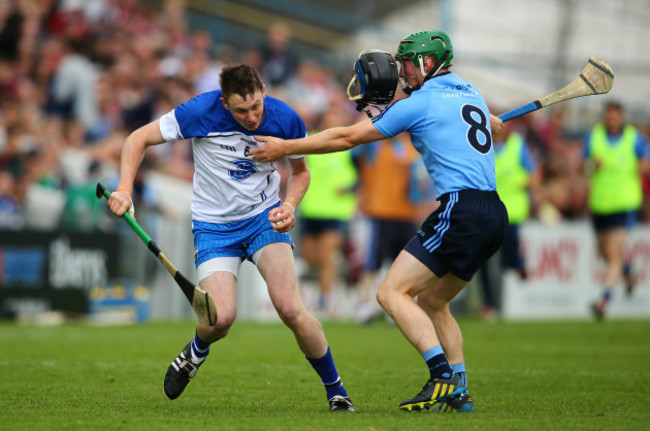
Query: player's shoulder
173 89 235 137
261 95 305 138
264 94 300 118
430 72 482 95
176 89 223 115
371 96 415 124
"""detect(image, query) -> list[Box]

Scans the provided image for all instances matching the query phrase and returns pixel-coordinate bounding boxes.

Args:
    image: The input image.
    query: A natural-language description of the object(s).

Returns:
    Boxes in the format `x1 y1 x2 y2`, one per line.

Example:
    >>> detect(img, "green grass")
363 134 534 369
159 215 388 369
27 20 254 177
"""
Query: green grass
1 318 649 431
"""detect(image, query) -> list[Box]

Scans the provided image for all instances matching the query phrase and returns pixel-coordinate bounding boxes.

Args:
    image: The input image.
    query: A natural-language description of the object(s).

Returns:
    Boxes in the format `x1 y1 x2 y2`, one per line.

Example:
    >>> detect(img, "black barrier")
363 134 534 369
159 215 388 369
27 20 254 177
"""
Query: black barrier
0 230 119 315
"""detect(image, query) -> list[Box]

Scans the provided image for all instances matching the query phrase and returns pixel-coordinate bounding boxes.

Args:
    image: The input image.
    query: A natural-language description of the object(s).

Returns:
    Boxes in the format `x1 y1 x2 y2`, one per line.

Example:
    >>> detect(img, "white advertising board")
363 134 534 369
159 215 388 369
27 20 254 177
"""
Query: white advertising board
503 221 650 319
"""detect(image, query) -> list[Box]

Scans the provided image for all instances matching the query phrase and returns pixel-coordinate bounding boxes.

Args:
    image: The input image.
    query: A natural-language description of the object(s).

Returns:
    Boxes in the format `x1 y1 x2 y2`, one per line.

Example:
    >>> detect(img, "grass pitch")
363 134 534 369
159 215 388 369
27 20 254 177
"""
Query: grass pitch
1 318 648 431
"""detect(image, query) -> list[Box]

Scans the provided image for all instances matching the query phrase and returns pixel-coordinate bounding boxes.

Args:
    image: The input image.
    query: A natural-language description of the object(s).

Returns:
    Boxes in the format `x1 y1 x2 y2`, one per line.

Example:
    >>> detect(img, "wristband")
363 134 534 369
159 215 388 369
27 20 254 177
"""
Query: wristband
126 196 135 214
282 201 295 213
115 184 134 213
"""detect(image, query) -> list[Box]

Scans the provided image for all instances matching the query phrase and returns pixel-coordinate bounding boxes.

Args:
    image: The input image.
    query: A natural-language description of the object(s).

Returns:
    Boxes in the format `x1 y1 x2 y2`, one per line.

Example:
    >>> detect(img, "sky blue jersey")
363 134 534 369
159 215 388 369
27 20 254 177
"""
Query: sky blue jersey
372 72 496 199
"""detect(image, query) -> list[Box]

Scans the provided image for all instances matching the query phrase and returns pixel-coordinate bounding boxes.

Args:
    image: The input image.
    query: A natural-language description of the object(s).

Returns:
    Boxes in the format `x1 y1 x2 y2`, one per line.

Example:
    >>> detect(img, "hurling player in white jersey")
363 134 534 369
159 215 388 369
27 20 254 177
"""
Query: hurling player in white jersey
107 65 354 413
252 32 507 413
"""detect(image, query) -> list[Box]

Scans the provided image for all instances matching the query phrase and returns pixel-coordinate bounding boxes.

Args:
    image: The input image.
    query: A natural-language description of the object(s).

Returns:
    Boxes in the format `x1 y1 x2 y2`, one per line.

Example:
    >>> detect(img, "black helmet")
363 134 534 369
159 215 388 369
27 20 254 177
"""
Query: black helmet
346 49 398 113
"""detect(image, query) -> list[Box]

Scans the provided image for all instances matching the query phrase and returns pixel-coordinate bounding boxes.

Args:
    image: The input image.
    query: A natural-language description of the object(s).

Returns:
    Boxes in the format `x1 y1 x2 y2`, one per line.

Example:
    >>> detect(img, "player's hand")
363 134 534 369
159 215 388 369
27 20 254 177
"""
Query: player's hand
250 136 287 162
490 114 503 136
108 191 135 219
268 202 295 233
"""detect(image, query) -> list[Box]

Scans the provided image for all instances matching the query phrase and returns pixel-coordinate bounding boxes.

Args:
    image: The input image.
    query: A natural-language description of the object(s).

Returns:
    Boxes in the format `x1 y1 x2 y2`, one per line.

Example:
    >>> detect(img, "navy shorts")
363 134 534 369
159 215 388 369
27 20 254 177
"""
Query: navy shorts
405 190 508 281
591 210 637 231
365 219 417 271
501 223 523 270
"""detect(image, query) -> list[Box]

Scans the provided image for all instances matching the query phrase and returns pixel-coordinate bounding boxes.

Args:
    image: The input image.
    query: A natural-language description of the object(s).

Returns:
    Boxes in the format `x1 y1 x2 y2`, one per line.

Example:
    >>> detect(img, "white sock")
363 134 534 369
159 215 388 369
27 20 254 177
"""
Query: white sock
190 340 209 365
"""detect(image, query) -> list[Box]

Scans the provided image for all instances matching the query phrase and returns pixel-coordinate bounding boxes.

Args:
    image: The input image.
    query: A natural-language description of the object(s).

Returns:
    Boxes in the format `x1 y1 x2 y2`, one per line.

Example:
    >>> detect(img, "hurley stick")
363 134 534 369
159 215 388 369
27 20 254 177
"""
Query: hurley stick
96 183 217 326
498 57 614 122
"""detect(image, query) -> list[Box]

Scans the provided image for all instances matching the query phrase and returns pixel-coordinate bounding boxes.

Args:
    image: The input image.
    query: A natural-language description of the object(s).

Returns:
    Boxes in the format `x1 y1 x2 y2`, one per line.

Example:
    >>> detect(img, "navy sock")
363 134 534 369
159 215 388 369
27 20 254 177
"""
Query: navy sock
602 288 612 302
306 347 347 399
423 345 453 380
191 331 211 363
623 262 631 277
451 363 467 387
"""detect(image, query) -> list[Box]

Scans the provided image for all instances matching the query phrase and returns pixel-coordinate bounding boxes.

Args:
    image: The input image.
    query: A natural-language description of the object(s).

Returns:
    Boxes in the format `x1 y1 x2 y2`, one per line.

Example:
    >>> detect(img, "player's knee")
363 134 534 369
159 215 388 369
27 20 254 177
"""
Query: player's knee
376 284 394 314
203 309 237 340
276 303 304 329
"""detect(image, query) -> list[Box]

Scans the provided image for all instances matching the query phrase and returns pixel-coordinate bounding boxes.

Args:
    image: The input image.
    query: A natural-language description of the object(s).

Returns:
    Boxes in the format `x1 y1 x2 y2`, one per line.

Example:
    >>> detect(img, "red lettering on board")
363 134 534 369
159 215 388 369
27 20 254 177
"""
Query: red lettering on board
530 240 578 281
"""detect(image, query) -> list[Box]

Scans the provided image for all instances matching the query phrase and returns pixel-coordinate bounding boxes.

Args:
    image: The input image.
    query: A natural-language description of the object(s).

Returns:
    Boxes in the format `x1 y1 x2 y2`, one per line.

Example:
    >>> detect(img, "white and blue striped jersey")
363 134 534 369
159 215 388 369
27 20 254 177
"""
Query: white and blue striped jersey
372 72 496 199
159 90 306 223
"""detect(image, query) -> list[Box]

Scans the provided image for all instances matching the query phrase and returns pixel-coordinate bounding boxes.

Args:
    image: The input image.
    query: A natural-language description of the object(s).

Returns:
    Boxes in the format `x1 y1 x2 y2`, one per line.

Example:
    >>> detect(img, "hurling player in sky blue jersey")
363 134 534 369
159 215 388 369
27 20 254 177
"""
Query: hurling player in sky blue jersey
252 31 507 413
106 65 354 413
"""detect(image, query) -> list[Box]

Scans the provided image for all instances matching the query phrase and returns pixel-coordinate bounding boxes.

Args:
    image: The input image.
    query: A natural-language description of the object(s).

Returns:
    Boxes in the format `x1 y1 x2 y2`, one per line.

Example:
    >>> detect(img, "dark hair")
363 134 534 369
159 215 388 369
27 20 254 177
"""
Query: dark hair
219 65 263 101
604 100 624 112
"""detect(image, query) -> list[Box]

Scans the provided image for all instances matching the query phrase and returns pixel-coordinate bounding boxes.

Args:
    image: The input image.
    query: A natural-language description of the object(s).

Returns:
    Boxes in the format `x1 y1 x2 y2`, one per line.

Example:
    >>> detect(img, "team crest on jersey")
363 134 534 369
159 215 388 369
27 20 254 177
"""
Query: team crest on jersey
229 159 258 180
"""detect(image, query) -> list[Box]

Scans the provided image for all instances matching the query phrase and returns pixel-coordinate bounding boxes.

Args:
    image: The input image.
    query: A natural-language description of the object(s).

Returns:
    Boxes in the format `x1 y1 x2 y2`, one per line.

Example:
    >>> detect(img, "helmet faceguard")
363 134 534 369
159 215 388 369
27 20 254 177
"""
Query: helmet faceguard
394 30 453 94
347 49 398 116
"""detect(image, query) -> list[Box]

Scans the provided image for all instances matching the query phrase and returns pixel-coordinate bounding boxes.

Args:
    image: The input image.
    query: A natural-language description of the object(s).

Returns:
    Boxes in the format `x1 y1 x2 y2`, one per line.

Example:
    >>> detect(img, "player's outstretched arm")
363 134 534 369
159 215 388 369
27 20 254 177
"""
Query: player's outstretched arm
251 118 385 163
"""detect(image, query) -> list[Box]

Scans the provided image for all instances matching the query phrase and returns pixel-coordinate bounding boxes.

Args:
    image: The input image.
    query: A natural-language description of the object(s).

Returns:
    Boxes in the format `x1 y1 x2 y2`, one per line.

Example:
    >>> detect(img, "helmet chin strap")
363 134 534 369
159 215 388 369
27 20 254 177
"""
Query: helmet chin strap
418 55 427 77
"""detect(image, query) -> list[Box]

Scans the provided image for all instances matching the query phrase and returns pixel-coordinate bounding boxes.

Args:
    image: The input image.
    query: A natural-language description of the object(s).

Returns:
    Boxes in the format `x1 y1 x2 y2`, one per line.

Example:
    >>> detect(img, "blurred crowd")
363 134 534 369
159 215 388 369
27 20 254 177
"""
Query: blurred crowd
0 0 648 233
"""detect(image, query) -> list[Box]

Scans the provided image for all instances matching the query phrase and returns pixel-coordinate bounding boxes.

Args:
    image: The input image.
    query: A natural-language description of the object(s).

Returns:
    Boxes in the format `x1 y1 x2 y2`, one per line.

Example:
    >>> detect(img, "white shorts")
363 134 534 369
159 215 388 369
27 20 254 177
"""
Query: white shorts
196 248 265 282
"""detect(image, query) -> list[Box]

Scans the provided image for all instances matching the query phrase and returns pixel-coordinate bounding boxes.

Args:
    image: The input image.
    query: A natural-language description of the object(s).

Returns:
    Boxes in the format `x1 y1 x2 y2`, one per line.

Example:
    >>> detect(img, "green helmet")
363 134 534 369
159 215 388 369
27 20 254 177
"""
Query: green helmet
395 30 453 68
